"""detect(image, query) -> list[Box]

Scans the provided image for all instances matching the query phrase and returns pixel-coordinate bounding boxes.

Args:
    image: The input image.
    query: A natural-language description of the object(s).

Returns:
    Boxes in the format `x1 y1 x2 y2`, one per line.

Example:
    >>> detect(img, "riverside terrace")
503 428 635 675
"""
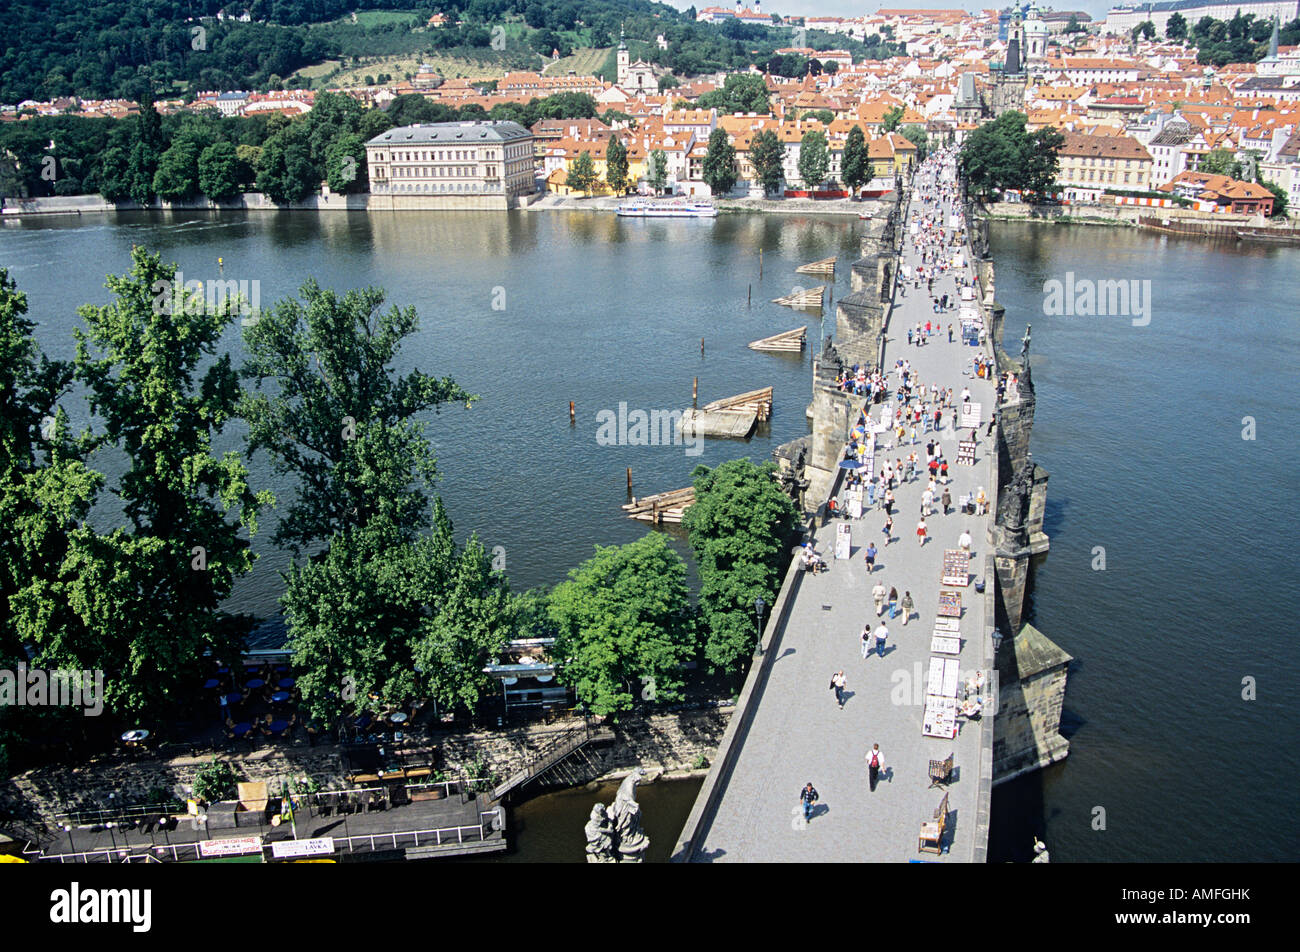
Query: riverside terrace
25 777 505 863
676 158 999 862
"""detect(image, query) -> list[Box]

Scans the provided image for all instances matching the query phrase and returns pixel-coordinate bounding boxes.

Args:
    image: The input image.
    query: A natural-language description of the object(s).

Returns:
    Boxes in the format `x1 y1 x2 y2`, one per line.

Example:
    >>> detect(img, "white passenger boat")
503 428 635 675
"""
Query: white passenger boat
616 200 718 218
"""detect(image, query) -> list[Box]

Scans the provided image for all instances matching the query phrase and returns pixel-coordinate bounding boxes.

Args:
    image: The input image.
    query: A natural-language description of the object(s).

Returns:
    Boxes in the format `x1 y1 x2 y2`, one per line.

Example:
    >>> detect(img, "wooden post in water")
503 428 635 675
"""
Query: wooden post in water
569 401 575 424
693 376 698 406
626 467 632 493
701 337 705 355
748 284 752 308
759 248 763 280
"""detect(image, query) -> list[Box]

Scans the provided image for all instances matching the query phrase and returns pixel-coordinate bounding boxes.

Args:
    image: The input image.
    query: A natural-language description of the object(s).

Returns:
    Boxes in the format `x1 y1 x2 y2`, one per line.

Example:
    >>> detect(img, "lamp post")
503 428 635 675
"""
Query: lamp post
992 628 1004 654
754 596 767 656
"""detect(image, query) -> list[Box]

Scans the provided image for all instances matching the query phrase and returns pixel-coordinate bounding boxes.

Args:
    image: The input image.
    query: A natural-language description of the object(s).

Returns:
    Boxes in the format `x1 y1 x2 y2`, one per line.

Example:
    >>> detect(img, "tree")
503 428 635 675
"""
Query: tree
410 525 514 715
750 129 785 196
1198 148 1240 178
151 138 200 200
682 458 800 673
605 137 629 195
239 280 475 554
566 150 598 195
1260 179 1288 217
198 141 241 200
647 148 668 194
901 124 929 162
324 133 366 193
882 105 904 133
702 127 737 196
1066 14 1083 34
257 122 317 204
21 247 272 718
1023 126 1065 195
1166 12 1188 40
547 533 695 716
797 129 829 190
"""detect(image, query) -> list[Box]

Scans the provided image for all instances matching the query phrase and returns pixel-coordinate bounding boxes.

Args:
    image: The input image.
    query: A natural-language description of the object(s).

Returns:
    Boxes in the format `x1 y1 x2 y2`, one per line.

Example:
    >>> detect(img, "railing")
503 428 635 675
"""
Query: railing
26 812 503 863
491 719 598 799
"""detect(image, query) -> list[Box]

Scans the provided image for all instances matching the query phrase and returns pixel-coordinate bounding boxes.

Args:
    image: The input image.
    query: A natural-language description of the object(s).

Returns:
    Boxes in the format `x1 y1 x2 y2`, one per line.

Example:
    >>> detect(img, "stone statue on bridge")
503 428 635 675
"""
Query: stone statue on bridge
584 766 650 863
584 804 616 863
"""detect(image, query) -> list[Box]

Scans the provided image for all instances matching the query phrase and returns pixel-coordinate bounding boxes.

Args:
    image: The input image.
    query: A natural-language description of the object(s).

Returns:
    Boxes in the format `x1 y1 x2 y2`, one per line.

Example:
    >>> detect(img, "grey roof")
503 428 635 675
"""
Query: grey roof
368 121 532 146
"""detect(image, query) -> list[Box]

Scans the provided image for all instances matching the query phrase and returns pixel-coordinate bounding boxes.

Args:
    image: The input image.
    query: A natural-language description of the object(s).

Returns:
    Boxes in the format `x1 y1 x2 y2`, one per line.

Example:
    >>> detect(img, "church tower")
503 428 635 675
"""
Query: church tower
617 29 629 88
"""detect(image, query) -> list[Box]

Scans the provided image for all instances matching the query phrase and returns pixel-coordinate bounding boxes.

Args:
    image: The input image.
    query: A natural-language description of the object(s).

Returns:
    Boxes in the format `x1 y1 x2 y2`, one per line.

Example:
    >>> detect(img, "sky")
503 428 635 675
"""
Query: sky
662 2 1120 22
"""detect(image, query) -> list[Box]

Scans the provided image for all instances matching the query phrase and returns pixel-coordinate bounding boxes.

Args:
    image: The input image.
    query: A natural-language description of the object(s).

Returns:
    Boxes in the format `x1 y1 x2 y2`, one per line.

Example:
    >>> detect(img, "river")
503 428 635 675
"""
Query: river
2 209 1295 862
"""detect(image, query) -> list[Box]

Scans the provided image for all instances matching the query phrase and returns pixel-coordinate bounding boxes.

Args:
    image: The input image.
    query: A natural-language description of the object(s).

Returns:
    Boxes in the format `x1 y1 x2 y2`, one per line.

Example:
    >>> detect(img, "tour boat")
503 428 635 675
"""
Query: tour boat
616 200 718 218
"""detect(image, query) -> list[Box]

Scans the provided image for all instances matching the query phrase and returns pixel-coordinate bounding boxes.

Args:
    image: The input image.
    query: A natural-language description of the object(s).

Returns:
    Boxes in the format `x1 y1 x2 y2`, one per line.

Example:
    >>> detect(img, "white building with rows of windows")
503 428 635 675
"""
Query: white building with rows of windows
365 121 537 210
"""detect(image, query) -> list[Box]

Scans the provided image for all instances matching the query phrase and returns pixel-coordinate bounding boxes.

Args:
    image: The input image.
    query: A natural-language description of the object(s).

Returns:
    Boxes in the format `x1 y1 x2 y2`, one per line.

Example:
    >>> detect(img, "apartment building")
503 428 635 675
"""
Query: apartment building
366 121 536 210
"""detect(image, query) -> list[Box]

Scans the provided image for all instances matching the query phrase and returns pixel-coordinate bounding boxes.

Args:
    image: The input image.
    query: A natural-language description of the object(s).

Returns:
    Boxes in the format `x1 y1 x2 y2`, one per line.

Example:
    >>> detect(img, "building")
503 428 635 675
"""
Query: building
1147 114 1198 187
616 33 660 96
1160 170 1277 213
365 121 536 210
1055 131 1154 201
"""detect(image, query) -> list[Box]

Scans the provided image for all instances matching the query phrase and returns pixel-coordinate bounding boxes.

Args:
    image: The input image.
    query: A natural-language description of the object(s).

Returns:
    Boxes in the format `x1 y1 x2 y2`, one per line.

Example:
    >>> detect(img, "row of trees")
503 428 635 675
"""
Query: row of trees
0 89 614 205
1 248 803 767
1156 13 1300 66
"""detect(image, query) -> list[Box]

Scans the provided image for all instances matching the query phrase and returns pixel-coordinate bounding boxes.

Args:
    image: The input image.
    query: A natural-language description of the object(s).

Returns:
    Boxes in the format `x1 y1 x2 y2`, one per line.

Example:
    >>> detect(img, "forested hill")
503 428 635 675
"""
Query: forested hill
0 0 903 106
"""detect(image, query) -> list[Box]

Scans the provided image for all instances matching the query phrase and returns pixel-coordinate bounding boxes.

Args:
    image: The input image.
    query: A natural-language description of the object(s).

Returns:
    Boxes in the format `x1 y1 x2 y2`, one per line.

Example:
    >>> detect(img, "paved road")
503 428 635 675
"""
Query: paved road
697 155 998 863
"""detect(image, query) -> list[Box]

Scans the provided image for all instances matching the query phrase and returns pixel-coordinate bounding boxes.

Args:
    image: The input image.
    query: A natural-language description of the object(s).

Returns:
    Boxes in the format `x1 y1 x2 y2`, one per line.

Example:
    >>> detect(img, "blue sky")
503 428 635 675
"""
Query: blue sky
661 2 1118 22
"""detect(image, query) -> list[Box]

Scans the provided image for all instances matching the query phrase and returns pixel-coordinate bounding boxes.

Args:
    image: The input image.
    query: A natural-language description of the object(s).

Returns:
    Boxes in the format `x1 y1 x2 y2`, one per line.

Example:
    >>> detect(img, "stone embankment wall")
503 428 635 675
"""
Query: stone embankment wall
1 709 730 830
975 200 1258 228
0 189 544 217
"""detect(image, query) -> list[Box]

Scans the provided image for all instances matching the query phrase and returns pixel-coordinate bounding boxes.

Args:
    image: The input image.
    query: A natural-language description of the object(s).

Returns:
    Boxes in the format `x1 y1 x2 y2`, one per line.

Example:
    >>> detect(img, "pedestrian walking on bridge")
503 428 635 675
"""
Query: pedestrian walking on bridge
866 744 885 792
830 670 847 709
800 782 819 822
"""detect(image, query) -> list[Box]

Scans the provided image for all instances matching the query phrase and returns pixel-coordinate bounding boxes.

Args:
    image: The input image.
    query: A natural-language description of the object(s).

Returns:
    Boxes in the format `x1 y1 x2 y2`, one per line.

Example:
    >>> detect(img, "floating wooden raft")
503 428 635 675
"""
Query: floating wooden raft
623 487 695 524
772 286 825 309
702 386 773 422
796 256 837 276
749 326 807 352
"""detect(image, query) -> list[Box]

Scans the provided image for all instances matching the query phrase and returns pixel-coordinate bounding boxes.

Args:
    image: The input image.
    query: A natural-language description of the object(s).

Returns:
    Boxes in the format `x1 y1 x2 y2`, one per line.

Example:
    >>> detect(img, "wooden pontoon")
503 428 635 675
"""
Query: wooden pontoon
795 256 837 276
772 286 825 309
623 487 696 523
748 326 807 352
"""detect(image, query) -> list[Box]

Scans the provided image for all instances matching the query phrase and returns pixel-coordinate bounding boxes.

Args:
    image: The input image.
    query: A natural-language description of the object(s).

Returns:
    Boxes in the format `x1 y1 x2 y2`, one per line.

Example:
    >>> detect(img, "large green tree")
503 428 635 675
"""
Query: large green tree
605 137 629 195
12 248 272 717
239 280 475 554
1167 12 1188 39
257 122 317 204
548 533 695 717
750 128 785 196
882 105 904 133
841 125 868 194
152 137 202 201
566 150 598 195
682 458 800 673
797 130 829 190
647 148 668 194
198 141 242 201
702 127 737 196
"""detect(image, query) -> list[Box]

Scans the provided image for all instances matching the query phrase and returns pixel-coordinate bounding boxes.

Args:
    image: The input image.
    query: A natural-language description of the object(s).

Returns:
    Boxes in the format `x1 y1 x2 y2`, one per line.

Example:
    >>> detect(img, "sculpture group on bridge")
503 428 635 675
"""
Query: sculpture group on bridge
584 767 650 863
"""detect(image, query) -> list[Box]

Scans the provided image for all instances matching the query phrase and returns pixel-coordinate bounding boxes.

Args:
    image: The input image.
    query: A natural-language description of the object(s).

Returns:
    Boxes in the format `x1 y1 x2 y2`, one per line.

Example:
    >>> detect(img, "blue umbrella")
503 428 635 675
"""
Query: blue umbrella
838 459 865 470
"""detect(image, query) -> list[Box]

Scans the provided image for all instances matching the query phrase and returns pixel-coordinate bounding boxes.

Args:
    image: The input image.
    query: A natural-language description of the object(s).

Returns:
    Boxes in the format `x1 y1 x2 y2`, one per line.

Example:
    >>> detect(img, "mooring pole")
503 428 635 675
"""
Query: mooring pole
569 401 575 424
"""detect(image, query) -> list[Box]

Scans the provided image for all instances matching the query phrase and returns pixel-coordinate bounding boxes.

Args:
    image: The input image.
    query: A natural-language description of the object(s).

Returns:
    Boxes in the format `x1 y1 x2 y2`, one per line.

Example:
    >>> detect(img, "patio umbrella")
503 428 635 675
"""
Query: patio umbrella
838 459 865 470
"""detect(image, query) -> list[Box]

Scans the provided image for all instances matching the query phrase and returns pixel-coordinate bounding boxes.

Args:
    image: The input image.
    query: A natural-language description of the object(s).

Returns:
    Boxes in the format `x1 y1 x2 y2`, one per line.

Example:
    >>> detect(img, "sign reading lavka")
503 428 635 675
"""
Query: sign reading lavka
271 837 336 859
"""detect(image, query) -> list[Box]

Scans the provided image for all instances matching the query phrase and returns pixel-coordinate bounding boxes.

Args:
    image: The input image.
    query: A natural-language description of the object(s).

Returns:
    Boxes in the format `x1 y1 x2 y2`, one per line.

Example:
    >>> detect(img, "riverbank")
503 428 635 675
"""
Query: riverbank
972 199 1265 231
1 706 732 830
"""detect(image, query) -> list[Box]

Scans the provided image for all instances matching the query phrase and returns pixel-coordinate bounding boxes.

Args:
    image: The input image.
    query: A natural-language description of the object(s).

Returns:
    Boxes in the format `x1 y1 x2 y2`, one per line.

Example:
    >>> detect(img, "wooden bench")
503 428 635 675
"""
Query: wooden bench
918 792 950 854
928 753 954 788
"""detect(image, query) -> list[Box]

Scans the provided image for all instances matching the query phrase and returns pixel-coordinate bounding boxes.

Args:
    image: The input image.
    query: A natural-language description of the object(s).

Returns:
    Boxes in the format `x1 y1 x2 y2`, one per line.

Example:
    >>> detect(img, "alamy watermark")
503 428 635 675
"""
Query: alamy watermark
151 271 262 326
1042 272 1151 327
0 664 104 716
595 402 703 457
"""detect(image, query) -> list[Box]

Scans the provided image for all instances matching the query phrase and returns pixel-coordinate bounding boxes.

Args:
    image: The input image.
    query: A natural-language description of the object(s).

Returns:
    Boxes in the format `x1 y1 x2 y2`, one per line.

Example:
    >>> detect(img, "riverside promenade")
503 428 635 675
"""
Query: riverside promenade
686 157 998 862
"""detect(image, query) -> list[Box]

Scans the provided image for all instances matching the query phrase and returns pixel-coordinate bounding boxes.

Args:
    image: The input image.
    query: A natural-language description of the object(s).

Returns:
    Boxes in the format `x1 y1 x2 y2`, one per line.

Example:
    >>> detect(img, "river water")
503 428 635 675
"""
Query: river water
2 210 1295 862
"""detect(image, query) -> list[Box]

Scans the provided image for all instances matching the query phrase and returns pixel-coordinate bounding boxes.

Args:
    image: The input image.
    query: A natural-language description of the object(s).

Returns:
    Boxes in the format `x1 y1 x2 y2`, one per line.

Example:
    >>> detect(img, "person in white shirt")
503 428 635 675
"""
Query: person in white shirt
872 622 889 658
872 582 887 616
958 529 972 553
